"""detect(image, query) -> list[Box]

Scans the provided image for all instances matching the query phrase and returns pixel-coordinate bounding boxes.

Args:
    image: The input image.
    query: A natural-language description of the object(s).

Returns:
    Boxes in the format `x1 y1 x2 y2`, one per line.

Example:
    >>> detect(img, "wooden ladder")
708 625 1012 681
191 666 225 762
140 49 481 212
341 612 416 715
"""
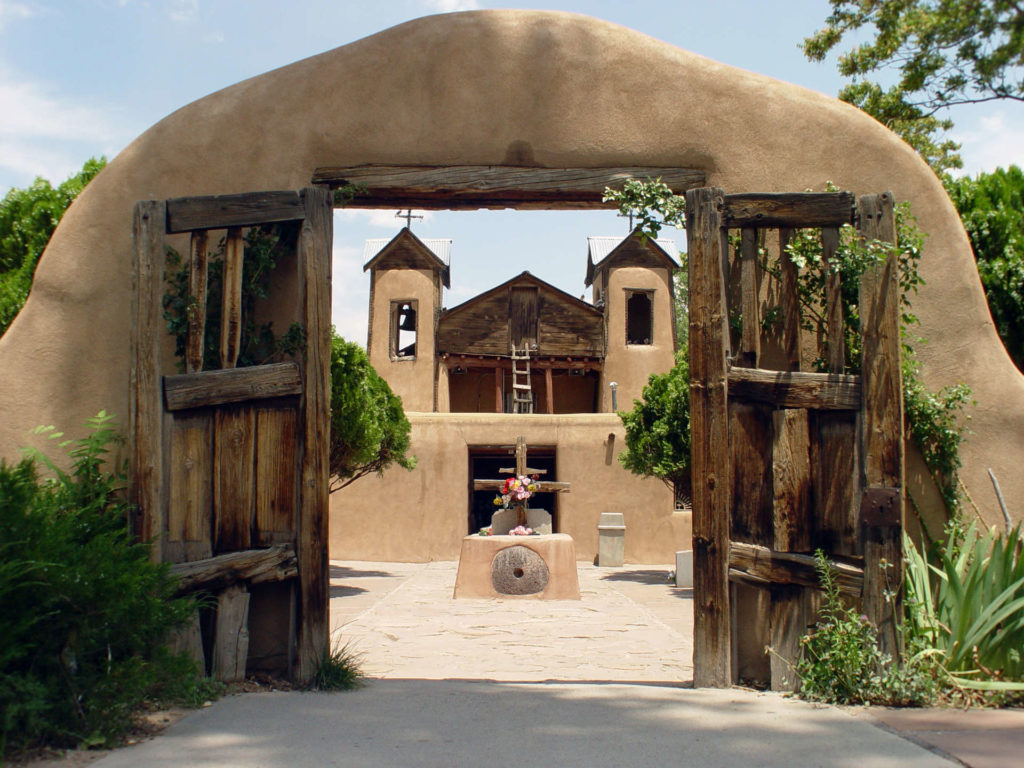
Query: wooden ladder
510 344 533 413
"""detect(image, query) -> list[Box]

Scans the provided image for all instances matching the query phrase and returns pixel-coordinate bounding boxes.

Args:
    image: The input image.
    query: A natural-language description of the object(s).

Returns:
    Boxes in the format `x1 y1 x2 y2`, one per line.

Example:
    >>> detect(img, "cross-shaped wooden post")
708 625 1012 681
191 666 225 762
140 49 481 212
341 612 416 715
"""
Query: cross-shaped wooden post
473 436 571 528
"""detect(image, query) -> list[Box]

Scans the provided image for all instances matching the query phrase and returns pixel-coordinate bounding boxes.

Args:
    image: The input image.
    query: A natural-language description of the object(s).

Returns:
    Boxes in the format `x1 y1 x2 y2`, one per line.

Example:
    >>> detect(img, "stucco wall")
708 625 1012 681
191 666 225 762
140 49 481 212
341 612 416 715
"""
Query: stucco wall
0 10 1021 526
328 412 684 563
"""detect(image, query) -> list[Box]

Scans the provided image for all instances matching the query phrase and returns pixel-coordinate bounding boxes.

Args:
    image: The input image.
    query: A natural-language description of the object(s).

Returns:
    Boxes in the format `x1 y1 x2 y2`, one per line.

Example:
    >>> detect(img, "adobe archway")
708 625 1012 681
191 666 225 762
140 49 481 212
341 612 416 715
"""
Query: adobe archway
0 9 1020 525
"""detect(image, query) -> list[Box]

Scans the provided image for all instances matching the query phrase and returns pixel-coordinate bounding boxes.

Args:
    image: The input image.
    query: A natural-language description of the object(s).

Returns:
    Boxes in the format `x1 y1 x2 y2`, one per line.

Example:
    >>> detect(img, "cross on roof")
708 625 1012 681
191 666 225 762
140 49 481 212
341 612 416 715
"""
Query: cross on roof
396 209 424 228
617 209 637 231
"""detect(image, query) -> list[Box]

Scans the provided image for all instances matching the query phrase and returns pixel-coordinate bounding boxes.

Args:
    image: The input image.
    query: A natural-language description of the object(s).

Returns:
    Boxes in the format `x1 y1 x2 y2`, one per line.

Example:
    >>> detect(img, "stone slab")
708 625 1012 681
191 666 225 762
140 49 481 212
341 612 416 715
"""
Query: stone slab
490 507 552 535
453 533 580 600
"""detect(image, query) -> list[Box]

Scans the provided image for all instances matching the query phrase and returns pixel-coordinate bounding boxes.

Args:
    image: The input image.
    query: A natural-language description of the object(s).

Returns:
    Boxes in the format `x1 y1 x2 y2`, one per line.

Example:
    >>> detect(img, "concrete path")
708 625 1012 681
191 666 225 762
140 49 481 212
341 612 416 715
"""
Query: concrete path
85 559 1022 767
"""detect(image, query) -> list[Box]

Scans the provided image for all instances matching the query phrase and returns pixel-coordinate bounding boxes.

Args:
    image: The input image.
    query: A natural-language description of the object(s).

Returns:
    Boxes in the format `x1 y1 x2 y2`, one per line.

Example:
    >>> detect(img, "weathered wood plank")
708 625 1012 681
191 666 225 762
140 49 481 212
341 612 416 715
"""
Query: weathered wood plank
168 611 206 674
738 227 760 367
186 230 209 374
255 407 298 546
779 228 802 372
769 586 822 692
311 165 707 209
686 186 732 688
731 582 771 686
220 227 244 369
727 366 861 410
130 200 167 562
164 362 302 411
169 543 298 593
296 186 332 682
858 192 904 661
545 367 554 414
821 227 845 373
811 411 861 556
167 413 213 561
212 584 250 683
729 541 864 597
729 402 774 546
214 406 256 552
165 190 305 233
723 192 856 228
773 409 811 553
494 366 502 413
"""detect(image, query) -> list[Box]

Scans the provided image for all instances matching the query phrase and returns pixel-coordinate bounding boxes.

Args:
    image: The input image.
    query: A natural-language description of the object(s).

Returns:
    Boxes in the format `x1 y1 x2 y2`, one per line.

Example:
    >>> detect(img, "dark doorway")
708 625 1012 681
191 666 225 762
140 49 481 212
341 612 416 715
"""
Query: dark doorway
468 447 556 533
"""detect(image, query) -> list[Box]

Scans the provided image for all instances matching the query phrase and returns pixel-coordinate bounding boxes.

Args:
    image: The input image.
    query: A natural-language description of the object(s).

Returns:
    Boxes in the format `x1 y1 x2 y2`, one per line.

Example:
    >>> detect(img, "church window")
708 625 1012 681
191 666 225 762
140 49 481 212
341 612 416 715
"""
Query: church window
625 290 653 345
391 300 417 359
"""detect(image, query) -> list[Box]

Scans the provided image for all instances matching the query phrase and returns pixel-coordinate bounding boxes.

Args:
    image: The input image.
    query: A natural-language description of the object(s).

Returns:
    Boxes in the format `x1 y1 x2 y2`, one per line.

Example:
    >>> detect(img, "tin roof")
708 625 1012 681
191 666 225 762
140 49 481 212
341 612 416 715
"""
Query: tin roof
586 235 679 263
363 235 452 265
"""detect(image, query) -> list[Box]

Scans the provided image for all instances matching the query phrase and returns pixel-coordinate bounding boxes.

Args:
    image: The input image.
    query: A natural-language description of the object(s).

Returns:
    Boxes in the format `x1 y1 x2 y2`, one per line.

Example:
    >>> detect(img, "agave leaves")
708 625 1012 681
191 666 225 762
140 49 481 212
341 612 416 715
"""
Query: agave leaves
904 523 1024 689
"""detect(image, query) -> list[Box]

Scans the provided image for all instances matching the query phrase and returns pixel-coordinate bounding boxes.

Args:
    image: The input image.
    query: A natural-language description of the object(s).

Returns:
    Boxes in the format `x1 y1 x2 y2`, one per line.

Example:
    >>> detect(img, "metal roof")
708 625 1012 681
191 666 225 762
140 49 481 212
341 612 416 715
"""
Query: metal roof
363 236 452 266
586 235 679 263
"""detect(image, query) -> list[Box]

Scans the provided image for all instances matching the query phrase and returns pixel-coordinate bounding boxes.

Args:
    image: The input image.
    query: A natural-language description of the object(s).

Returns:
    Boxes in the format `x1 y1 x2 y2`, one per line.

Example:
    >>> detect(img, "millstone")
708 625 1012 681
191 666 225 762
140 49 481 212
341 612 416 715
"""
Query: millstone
491 545 549 595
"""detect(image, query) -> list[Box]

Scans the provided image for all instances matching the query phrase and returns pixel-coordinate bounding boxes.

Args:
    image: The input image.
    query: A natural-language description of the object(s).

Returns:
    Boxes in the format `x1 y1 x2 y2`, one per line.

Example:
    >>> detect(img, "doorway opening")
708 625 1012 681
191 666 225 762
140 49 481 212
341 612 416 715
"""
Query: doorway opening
467 446 557 534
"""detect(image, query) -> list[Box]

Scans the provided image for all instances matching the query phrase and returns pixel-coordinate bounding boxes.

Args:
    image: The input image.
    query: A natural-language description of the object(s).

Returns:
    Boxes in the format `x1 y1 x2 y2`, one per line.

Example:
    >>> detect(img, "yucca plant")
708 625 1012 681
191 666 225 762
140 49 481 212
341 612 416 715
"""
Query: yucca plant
904 523 1024 690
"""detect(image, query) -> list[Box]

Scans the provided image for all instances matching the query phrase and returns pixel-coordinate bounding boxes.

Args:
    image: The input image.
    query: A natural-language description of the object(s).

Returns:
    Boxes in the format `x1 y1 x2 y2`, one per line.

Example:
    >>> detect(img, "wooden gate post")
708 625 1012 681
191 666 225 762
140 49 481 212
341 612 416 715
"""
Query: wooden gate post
857 192 905 662
686 187 732 687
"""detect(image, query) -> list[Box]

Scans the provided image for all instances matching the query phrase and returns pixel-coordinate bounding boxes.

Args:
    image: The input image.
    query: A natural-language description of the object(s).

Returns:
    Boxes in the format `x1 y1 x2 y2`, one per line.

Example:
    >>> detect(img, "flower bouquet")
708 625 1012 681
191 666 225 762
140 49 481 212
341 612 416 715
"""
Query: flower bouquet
493 474 539 528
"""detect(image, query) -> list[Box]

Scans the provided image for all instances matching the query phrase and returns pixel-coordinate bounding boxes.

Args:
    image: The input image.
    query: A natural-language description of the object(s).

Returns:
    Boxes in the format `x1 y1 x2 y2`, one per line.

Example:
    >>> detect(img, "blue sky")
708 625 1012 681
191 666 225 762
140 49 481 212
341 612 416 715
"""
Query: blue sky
2 0 1021 343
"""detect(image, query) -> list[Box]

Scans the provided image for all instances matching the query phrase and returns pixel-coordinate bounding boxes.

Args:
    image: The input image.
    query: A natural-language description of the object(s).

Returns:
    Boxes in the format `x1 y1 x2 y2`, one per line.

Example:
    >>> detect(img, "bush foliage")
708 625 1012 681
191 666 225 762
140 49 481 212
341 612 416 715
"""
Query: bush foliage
0 413 215 756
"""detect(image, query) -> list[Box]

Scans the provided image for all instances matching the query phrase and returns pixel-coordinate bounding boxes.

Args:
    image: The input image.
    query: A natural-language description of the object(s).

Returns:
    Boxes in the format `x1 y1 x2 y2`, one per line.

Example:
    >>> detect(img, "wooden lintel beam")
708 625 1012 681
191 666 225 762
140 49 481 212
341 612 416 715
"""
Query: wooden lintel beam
169 543 297 594
723 192 856 228
166 190 305 233
473 479 572 492
728 541 863 597
312 165 707 210
727 366 861 410
164 362 302 411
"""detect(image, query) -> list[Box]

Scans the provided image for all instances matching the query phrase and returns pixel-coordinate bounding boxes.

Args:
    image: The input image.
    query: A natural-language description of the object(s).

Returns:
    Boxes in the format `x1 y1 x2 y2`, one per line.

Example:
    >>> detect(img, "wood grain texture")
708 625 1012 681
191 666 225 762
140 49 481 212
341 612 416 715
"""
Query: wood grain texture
686 186 732 687
169 543 297 593
779 228 802 372
738 227 760 367
213 584 250 683
167 413 213 562
214 406 256 553
723 192 856 228
255 407 298 545
811 411 861 556
130 200 167 561
728 541 864 596
770 586 822 692
296 186 332 682
727 366 861 410
164 362 302 411
729 402 774 547
220 227 244 369
186 230 209 374
821 227 845 373
857 192 905 661
166 190 305 233
311 165 706 209
772 409 811 553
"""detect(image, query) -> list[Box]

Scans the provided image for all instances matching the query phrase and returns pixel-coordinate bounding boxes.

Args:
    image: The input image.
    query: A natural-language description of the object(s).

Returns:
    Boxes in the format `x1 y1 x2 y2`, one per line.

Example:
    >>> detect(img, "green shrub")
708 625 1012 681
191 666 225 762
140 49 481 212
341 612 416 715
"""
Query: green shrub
307 642 364 691
0 412 215 756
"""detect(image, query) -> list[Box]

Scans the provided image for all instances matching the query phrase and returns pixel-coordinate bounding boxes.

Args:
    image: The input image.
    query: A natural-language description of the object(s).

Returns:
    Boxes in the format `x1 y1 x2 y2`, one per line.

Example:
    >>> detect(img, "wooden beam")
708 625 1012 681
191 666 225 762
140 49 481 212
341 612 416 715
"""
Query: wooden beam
310 165 707 210
130 200 167 561
821 227 845 373
779 228 802 372
686 186 732 688
212 584 250 683
545 367 554 414
727 366 861 410
169 543 298 593
165 190 305 233
857 191 905 662
186 230 209 374
164 362 302 411
220 227 244 369
494 366 502 413
723 192 856 228
728 541 864 597
295 186 333 682
737 227 760 368
473 480 571 492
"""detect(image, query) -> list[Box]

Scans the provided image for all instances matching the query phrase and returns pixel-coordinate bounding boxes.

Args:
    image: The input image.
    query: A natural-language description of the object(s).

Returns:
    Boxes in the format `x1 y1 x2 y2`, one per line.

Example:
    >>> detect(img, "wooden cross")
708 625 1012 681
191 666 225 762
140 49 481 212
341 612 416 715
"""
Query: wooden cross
473 436 571 525
396 209 423 228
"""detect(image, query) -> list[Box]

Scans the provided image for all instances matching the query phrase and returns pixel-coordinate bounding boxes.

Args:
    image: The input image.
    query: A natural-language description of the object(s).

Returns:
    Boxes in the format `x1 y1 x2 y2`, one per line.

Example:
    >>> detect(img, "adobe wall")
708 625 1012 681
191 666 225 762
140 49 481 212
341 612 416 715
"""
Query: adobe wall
328 412 684 563
0 10 1021 526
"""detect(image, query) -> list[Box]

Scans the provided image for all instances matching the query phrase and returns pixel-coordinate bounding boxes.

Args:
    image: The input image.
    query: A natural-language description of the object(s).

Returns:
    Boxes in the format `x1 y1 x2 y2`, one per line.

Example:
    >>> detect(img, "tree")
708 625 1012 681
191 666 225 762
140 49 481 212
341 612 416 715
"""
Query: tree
329 333 415 491
947 165 1024 371
0 158 107 335
618 352 691 506
804 1 1024 175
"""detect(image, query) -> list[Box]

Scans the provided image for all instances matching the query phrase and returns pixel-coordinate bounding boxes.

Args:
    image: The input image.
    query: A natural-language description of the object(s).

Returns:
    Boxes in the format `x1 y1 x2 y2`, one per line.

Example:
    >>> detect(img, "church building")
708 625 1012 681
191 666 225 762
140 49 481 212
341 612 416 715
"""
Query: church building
328 227 692 564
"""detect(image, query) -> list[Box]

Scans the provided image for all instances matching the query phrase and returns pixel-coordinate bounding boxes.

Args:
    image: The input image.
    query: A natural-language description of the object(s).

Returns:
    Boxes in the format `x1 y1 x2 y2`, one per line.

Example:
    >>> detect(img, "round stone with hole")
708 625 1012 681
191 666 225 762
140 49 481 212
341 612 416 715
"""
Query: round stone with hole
491 545 549 595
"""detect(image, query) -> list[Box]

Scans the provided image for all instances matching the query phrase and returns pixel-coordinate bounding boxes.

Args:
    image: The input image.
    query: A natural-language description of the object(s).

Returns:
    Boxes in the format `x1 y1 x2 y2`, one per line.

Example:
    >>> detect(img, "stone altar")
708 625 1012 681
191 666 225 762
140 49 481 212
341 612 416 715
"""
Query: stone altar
453 533 580 600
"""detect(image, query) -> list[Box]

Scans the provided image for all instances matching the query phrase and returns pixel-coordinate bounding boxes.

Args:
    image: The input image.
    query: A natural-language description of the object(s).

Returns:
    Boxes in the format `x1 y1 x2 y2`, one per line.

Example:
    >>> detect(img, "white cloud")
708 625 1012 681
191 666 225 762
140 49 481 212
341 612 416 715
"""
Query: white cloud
0 0 33 31
335 208 434 229
167 0 198 23
422 0 480 12
330 237 370 344
952 110 1024 176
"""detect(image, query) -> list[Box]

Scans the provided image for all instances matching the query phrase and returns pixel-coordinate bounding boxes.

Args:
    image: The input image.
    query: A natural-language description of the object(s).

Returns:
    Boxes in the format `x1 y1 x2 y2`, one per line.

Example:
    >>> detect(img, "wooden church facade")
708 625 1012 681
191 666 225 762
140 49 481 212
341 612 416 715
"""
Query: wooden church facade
329 228 689 564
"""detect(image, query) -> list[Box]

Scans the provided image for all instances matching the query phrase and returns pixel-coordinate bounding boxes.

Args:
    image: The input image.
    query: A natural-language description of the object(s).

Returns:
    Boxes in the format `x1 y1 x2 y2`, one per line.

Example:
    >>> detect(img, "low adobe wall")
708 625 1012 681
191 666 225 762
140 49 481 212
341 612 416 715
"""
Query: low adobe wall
328 413 684 563
0 10 1020 525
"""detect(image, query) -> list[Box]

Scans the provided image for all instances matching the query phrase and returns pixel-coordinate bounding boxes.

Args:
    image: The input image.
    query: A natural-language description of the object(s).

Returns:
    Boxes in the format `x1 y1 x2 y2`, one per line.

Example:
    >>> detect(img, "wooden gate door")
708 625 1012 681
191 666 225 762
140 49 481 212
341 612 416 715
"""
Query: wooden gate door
686 188 904 689
130 187 332 682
